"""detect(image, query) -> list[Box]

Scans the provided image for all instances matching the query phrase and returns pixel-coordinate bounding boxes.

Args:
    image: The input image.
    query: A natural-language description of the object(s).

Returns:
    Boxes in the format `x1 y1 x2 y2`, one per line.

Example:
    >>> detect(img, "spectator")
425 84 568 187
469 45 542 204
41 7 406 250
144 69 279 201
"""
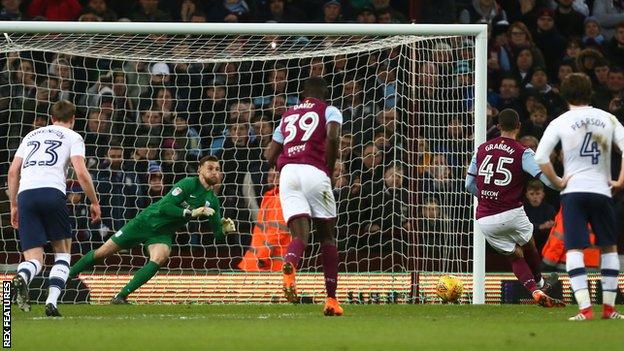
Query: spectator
144 163 165 207
137 109 163 140
194 76 227 140
110 69 136 126
238 168 291 272
562 36 583 62
555 58 575 90
94 144 143 234
307 57 327 78
554 0 586 38
605 22 624 68
575 48 604 80
160 138 190 186
208 0 253 23
216 122 265 235
371 0 406 22
369 163 410 247
513 48 538 87
339 76 379 144
355 6 376 23
250 115 273 148
592 67 624 116
129 0 171 22
0 0 23 20
521 102 548 139
178 0 201 22
498 0 543 26
420 0 457 24
84 108 112 161
259 0 302 22
26 0 82 21
524 179 557 251
318 0 343 23
459 0 507 25
85 0 117 21
525 66 567 118
592 58 611 93
78 9 103 22
533 8 567 78
351 142 385 233
507 21 546 70
582 17 606 50
172 115 202 160
490 75 524 117
592 0 624 40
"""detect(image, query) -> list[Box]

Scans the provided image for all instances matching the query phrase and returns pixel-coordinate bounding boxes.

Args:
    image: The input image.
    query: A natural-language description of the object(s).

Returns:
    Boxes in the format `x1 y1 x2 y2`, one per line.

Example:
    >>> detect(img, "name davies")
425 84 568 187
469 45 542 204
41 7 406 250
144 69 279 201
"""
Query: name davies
571 117 606 131
484 143 515 155
292 102 315 110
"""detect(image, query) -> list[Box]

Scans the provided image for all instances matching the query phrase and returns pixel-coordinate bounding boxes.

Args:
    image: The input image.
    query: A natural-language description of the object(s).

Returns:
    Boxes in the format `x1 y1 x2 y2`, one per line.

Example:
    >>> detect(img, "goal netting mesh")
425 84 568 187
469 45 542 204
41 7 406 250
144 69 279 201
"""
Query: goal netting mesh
0 31 475 304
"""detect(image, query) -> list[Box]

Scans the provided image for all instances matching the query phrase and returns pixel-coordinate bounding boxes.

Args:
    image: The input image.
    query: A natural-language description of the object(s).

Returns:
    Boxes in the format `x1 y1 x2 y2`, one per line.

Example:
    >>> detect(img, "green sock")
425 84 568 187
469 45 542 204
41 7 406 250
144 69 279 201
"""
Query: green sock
117 261 160 298
69 250 96 278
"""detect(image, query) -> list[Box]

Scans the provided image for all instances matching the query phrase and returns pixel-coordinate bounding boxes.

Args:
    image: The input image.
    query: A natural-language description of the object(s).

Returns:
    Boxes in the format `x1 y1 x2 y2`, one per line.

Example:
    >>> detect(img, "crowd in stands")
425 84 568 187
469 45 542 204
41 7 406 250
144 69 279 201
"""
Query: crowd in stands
0 0 623 271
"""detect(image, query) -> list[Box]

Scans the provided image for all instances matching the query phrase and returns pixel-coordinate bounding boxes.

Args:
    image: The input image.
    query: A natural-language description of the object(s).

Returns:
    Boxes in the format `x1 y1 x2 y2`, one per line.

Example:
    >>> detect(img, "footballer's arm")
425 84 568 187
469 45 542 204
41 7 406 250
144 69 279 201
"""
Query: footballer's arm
7 156 23 229
71 155 101 222
265 140 282 169
325 121 341 177
535 123 566 190
464 153 478 197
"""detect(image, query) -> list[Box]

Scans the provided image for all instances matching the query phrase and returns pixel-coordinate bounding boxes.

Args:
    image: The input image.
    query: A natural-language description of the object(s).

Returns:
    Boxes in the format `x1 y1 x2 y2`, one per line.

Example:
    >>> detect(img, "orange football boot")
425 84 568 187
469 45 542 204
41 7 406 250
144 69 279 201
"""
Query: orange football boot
323 297 344 316
282 262 298 303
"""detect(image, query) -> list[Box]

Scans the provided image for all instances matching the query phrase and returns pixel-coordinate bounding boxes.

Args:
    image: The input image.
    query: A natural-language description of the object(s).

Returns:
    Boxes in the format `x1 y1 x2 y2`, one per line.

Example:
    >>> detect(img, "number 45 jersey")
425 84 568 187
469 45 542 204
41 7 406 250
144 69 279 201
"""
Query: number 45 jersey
15 125 85 195
273 97 343 176
535 106 624 198
468 137 540 219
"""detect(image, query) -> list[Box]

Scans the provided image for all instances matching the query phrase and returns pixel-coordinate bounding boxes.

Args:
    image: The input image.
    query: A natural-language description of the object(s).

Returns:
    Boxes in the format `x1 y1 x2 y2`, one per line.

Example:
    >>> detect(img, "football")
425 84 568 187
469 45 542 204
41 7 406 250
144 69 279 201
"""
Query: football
435 275 464 303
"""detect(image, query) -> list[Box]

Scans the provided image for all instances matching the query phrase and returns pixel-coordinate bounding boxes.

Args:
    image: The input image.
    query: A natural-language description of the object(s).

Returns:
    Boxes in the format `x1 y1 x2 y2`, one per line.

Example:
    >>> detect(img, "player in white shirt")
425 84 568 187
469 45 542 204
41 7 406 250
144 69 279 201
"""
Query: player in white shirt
8 100 101 317
535 73 624 321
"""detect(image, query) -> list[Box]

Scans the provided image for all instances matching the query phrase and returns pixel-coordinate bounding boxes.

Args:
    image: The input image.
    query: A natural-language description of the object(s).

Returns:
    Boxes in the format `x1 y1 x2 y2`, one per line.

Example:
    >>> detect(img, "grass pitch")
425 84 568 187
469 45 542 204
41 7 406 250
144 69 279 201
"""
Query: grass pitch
10 304 622 351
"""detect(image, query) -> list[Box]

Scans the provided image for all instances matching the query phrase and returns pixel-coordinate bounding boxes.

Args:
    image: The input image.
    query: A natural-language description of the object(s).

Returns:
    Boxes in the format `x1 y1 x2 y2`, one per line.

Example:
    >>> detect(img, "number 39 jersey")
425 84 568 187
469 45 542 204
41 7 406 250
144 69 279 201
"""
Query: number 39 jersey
468 137 537 219
272 97 343 175
535 106 624 197
14 125 85 195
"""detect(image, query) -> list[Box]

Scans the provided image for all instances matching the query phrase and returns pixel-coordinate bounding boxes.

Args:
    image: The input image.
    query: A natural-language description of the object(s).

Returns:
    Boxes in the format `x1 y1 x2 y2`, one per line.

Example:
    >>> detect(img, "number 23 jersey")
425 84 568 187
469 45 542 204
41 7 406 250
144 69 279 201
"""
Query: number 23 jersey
535 106 624 197
15 125 85 195
272 97 343 176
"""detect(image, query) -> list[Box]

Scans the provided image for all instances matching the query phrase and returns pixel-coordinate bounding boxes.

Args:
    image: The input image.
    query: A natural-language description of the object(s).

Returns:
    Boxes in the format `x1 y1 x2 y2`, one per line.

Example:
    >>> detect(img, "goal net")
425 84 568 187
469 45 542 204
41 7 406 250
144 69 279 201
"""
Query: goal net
0 23 483 304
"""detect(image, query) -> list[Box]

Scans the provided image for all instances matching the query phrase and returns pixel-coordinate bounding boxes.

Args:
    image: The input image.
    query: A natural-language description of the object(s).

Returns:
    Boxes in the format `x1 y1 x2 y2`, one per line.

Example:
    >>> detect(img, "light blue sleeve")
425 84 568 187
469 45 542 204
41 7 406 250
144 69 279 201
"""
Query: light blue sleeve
325 106 343 125
522 148 556 190
465 153 478 196
272 121 284 144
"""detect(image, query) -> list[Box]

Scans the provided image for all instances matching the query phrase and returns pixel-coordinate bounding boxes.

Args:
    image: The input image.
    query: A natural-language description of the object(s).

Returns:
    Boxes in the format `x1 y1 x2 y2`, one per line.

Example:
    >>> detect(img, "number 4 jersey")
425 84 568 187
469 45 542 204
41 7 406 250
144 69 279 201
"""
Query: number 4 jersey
535 106 624 198
272 97 343 175
467 137 549 219
15 125 85 195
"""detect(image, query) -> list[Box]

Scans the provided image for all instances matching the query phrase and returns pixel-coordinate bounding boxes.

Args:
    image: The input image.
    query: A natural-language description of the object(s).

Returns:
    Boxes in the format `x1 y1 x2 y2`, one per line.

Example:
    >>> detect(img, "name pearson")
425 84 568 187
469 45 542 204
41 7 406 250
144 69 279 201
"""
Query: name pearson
571 117 606 131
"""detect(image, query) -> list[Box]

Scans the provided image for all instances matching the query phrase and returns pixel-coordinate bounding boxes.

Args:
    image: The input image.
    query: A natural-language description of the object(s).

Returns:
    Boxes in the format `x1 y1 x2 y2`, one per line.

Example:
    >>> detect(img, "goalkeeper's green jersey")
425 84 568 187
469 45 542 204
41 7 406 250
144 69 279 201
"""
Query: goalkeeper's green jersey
135 176 224 238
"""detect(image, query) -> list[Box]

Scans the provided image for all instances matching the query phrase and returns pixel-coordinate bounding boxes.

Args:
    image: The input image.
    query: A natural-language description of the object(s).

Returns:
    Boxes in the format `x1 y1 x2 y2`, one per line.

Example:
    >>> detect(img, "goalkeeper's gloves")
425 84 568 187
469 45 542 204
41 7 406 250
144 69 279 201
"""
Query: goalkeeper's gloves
184 207 215 218
221 217 236 233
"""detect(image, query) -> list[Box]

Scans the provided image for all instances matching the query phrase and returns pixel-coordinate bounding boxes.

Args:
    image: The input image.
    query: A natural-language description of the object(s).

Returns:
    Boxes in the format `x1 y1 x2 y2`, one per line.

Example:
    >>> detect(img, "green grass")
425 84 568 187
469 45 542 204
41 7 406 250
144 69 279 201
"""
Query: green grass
10 304 623 351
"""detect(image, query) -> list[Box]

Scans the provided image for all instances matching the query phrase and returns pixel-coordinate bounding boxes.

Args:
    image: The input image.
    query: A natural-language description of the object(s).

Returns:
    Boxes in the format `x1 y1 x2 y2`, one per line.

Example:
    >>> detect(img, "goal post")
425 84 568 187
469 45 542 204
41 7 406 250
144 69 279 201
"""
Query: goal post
0 22 487 304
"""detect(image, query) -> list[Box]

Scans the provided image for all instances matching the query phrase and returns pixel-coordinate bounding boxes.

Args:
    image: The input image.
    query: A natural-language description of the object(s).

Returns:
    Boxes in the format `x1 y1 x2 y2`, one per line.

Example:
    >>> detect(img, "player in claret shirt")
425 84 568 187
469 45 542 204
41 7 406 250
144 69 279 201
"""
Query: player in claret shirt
465 108 565 308
69 155 236 304
265 77 343 316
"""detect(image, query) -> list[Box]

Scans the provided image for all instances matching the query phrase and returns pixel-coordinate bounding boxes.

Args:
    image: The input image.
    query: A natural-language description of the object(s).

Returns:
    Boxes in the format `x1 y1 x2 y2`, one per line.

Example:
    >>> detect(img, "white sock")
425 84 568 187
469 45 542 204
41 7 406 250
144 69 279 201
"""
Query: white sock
16 259 42 284
601 252 620 307
537 277 545 289
45 253 71 307
566 251 591 309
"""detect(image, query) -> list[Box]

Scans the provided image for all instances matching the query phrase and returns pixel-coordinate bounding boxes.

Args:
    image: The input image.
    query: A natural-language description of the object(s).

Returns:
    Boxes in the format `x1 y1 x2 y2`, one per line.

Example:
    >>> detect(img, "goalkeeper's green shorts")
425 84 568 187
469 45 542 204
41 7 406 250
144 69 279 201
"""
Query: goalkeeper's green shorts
110 217 173 249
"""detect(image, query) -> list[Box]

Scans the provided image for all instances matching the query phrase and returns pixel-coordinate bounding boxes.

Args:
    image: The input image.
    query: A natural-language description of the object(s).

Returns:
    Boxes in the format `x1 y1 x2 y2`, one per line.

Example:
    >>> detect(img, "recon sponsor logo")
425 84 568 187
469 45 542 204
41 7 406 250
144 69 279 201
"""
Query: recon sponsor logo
288 144 306 155
481 190 499 197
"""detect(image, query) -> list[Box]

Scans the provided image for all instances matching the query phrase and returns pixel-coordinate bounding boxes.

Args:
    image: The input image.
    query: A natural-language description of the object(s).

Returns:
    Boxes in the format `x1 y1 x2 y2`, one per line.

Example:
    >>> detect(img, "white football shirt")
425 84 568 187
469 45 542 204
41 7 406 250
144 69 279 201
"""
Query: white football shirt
534 105 624 197
14 125 85 194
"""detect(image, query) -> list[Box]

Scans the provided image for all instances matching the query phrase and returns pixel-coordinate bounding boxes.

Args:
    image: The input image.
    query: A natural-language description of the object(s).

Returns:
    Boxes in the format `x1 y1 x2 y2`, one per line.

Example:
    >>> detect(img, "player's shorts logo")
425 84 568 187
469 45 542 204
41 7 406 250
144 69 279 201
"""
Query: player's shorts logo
114 230 123 237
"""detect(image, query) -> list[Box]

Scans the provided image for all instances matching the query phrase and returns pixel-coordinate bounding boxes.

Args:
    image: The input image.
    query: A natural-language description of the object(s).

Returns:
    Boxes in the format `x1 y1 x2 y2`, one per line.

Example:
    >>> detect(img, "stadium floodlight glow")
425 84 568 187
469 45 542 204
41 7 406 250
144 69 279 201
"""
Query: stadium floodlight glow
0 22 487 305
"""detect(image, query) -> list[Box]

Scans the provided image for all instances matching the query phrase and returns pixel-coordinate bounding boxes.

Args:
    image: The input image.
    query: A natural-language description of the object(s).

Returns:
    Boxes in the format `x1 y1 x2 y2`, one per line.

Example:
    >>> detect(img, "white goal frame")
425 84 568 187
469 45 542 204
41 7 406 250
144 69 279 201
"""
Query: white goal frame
0 21 488 304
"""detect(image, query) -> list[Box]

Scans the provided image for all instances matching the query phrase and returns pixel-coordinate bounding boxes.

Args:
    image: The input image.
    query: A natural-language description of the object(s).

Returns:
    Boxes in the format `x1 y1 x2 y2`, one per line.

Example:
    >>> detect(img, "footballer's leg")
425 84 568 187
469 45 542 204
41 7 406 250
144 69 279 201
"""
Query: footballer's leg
562 194 593 320
314 218 343 316
599 246 623 319
69 238 122 278
521 238 546 290
113 242 169 304
13 247 44 312
506 245 564 308
282 217 311 303
44 238 72 317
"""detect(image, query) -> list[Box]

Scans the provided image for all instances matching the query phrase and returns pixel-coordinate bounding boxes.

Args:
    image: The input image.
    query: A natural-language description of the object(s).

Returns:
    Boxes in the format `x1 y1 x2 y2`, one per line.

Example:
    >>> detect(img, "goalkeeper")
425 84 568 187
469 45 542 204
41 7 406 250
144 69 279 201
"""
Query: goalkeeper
69 155 236 304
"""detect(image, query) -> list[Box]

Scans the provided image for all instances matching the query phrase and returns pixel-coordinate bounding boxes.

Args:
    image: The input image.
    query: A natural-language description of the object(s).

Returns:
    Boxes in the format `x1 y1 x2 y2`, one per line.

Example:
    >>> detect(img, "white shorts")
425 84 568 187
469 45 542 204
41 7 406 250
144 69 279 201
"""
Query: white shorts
477 207 534 254
279 164 336 224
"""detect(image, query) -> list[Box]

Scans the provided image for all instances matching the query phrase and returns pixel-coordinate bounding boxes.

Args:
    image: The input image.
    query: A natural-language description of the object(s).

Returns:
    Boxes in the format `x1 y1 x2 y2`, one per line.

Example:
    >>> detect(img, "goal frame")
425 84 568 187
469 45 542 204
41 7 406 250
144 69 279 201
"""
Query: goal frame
0 21 488 304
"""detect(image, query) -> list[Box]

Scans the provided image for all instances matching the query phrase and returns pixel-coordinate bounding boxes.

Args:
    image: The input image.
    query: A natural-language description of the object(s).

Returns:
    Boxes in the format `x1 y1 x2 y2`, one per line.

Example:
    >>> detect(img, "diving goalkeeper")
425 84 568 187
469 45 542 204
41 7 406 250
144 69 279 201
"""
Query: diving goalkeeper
69 155 236 304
